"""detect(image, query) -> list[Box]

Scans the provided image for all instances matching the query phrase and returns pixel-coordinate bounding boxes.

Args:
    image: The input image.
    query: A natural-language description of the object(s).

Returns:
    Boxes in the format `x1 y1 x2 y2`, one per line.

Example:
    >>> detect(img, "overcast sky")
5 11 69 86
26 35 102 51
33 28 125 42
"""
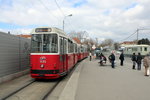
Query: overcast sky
0 0 150 42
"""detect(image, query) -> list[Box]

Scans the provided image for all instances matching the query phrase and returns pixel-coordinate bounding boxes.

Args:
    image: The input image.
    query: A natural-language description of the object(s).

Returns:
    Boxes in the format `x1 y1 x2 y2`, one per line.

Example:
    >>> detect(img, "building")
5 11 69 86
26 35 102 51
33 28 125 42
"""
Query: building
120 41 136 46
72 37 81 44
16 35 31 39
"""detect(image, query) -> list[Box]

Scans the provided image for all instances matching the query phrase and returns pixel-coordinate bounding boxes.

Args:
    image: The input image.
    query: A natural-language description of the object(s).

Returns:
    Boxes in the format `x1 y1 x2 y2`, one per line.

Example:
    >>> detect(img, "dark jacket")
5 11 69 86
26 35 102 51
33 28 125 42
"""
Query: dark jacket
132 55 137 61
119 53 124 61
136 55 142 64
110 54 115 61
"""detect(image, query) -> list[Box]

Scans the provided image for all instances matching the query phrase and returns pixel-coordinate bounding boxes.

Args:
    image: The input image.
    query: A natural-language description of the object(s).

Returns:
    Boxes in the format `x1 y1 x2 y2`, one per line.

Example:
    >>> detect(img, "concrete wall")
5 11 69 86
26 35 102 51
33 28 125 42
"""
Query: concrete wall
0 32 31 77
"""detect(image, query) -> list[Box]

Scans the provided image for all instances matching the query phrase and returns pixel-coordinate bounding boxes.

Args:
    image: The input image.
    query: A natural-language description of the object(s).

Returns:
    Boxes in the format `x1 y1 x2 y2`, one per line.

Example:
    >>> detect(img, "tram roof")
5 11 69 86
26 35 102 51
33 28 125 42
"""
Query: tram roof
123 44 150 47
31 27 68 37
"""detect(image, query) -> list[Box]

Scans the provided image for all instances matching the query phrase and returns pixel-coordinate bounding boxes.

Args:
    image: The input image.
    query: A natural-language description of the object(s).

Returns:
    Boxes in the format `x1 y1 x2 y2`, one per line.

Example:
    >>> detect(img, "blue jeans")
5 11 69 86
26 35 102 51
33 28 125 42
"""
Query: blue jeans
112 61 115 68
137 63 141 70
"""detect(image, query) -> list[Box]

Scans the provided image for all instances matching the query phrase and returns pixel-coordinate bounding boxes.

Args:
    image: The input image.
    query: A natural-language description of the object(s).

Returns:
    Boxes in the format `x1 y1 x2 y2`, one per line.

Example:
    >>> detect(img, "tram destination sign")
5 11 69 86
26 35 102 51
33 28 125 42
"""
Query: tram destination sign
35 28 51 32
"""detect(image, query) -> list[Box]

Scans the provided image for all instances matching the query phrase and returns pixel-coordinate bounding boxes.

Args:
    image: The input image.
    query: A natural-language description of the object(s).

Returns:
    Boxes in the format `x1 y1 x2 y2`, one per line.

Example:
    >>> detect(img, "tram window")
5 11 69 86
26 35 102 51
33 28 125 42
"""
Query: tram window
43 34 58 53
68 40 71 53
75 44 77 53
140 47 142 51
31 34 58 53
64 39 67 54
71 43 74 53
68 40 73 53
78 47 80 53
132 48 137 51
73 44 74 53
31 34 42 52
144 47 147 51
81 46 83 52
59 38 63 54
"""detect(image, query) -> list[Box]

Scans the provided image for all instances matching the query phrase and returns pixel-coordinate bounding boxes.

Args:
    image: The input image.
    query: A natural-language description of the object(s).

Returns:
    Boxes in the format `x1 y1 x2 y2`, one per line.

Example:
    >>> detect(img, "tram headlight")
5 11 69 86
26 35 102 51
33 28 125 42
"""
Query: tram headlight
40 64 44 68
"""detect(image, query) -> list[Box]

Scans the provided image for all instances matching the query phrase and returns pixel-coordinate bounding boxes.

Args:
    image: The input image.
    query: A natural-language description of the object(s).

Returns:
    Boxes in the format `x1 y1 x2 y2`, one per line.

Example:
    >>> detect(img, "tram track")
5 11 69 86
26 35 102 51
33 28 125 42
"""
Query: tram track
1 79 62 100
1 70 75 100
42 79 61 100
0 60 83 100
1 79 35 100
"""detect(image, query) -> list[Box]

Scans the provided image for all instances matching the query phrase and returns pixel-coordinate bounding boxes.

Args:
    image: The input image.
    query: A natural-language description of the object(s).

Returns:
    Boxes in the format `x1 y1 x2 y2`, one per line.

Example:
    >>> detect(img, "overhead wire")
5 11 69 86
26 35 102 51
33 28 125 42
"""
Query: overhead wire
138 31 150 40
121 30 137 41
38 0 60 21
54 0 75 32
54 0 65 16
119 29 150 42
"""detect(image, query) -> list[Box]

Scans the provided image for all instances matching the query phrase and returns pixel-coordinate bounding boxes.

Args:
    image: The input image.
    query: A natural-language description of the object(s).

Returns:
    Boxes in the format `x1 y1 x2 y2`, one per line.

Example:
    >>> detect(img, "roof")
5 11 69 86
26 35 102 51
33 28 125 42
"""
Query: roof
72 37 81 44
16 35 31 38
121 41 136 45
31 27 68 38
123 44 150 47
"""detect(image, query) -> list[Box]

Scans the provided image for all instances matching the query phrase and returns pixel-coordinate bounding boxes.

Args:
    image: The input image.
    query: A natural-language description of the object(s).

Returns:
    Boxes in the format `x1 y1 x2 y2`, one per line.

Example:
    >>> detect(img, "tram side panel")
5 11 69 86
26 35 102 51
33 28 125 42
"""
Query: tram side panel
78 53 81 61
84 52 88 58
74 53 78 64
67 53 74 71
81 53 84 60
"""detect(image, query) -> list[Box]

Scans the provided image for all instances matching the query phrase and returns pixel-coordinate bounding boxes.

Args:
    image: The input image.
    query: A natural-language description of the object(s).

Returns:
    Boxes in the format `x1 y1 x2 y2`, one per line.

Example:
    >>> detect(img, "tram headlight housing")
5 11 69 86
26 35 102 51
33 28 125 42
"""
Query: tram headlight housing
40 64 44 68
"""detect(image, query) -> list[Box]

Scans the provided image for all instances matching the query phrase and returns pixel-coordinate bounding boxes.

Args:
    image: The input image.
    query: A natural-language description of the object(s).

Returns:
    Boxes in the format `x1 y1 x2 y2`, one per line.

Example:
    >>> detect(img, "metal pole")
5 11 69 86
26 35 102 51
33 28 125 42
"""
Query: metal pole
63 19 64 31
136 29 139 44
137 29 139 42
62 14 72 31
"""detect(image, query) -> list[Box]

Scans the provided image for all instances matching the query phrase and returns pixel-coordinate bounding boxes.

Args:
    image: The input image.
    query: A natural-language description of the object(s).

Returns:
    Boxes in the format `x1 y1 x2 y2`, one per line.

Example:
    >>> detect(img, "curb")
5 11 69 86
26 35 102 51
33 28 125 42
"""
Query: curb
58 60 85 100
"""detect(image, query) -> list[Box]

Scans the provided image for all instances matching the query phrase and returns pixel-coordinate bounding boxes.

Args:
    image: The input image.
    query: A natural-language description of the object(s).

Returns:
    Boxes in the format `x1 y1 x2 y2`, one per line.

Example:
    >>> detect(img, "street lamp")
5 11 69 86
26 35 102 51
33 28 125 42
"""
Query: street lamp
63 14 72 31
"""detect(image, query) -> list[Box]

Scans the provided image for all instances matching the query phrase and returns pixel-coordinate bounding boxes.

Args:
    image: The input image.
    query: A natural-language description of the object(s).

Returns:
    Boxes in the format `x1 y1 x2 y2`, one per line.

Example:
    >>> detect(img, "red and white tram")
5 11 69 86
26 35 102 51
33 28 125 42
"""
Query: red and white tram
30 27 88 79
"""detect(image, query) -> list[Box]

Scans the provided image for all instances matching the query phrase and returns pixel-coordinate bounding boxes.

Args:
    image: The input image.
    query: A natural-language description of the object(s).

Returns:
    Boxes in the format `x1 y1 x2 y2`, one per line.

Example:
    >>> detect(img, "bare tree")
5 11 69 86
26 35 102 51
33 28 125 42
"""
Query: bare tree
114 42 120 50
68 31 89 42
68 31 77 38
100 39 114 47
69 31 101 51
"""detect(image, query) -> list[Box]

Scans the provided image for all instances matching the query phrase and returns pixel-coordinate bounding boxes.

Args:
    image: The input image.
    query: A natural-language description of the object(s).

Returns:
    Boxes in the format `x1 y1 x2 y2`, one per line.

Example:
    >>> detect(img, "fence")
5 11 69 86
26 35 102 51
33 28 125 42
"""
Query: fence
0 32 31 77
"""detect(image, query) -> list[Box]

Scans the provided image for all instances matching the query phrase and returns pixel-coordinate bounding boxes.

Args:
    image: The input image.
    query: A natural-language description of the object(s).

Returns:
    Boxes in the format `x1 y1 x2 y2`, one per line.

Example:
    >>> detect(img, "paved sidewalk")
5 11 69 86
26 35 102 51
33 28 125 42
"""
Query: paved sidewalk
75 57 150 100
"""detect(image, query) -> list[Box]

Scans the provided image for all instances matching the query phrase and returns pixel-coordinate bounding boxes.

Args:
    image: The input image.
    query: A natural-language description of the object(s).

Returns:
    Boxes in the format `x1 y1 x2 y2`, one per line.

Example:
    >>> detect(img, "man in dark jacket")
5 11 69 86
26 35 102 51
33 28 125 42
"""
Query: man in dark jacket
119 52 124 66
131 53 136 69
109 53 115 68
136 52 142 70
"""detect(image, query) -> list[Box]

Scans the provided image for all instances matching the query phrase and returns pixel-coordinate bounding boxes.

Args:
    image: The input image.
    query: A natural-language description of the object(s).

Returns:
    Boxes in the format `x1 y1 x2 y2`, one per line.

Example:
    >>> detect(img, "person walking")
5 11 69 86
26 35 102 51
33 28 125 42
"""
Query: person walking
119 52 124 66
109 53 115 68
131 53 136 69
89 52 92 61
143 54 150 76
136 52 142 70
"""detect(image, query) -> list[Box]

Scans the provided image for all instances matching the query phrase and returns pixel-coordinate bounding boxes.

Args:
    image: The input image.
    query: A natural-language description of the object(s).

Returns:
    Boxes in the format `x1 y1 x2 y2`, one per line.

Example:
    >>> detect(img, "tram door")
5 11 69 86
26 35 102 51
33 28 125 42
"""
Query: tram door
59 37 67 73
63 38 67 72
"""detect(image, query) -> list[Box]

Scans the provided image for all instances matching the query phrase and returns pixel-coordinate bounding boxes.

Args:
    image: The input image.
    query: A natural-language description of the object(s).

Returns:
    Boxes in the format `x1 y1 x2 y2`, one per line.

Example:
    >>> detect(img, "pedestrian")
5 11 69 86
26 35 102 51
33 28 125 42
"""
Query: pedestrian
99 53 107 65
89 52 92 61
136 52 142 70
109 53 115 68
131 53 136 69
119 52 124 66
143 54 150 76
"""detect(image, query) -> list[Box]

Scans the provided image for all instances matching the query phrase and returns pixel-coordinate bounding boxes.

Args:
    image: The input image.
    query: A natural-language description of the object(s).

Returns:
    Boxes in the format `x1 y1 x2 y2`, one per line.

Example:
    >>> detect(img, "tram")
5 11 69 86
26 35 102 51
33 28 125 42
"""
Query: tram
123 45 150 56
30 27 88 79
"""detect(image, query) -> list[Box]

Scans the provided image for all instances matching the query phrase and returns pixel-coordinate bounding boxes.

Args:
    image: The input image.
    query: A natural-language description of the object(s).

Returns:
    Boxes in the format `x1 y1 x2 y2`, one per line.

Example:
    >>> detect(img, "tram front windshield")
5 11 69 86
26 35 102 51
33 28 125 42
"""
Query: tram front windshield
31 34 58 53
